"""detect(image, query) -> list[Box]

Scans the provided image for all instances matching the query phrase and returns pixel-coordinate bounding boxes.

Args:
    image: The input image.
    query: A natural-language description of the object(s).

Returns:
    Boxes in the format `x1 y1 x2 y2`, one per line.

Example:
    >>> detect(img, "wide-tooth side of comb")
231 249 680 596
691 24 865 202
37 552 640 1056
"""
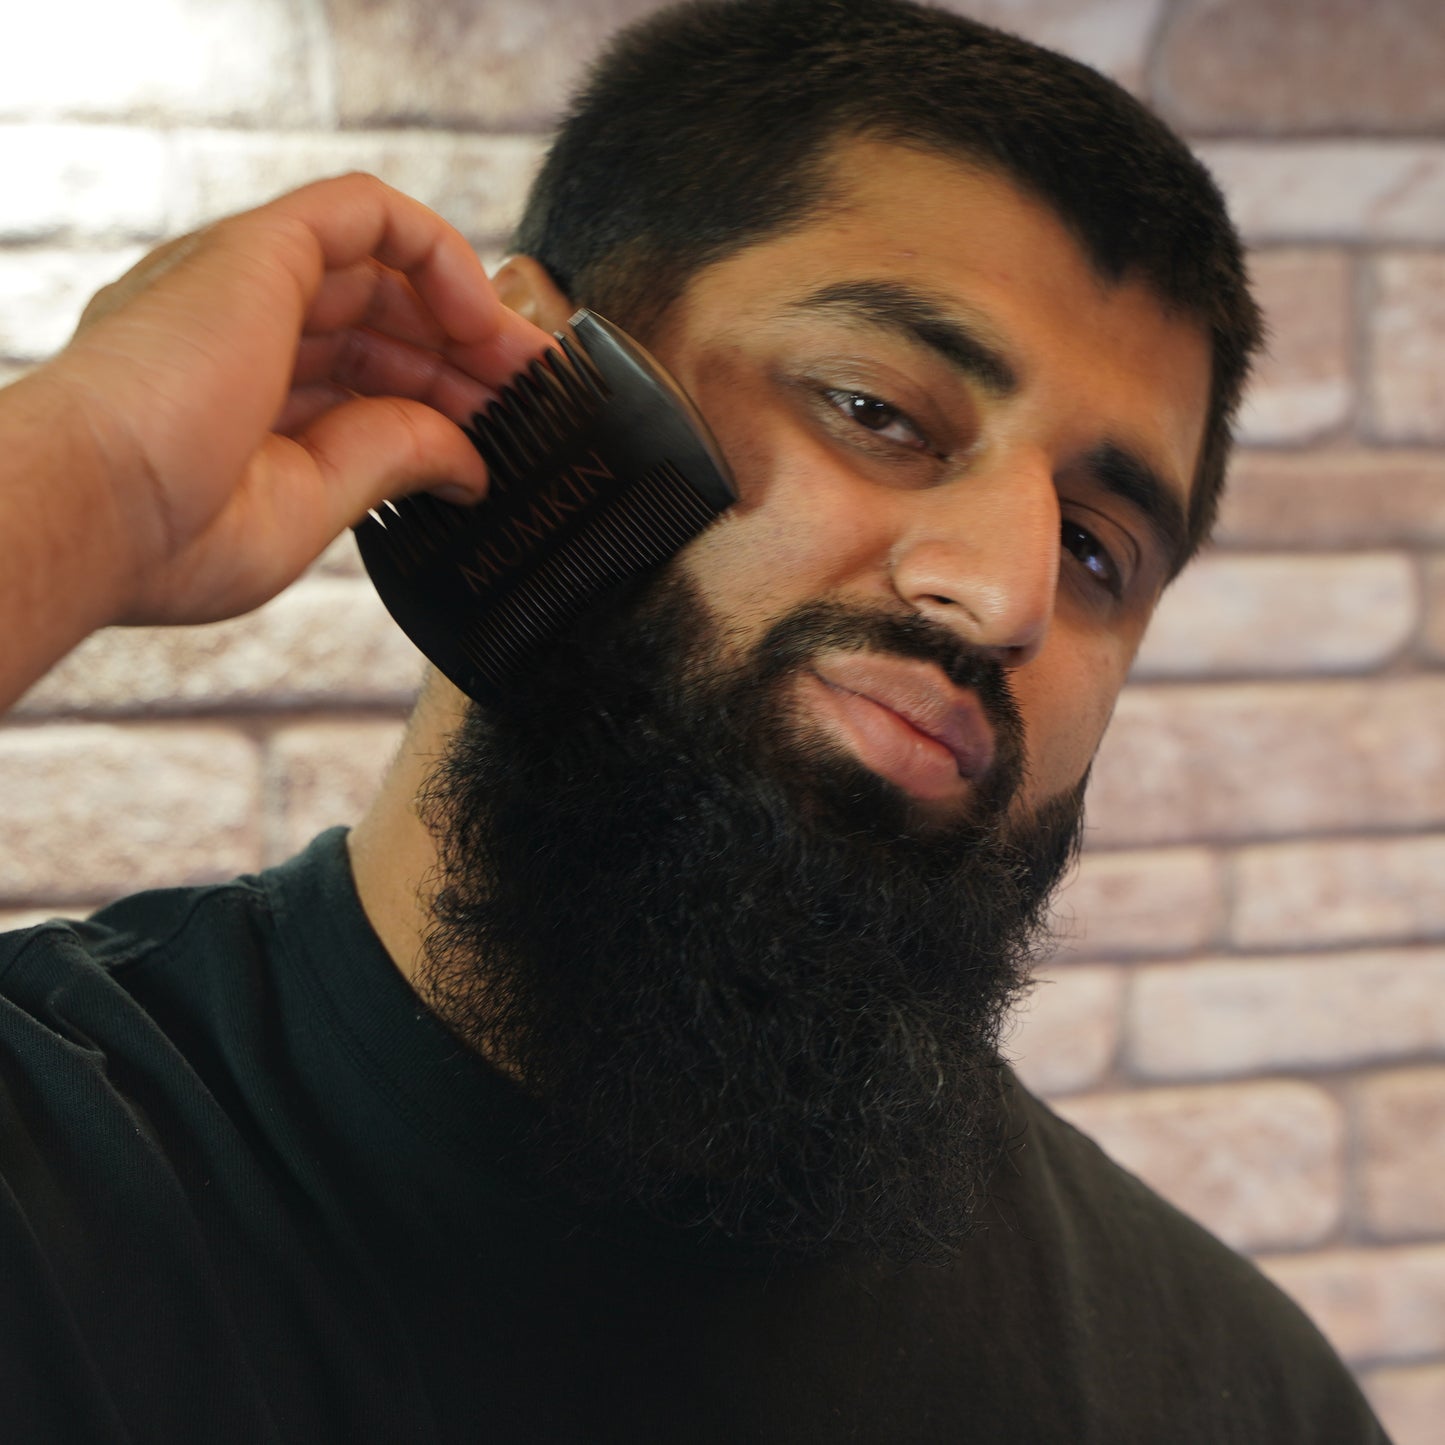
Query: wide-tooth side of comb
465 333 608 490
355 310 737 706
368 336 608 577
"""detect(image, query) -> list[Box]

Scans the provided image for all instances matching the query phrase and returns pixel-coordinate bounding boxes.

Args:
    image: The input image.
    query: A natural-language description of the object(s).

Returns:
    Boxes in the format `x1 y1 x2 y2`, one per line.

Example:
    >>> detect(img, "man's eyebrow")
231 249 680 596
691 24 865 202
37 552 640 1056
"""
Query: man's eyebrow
792 280 1193 572
1083 441 1192 575
788 280 1019 397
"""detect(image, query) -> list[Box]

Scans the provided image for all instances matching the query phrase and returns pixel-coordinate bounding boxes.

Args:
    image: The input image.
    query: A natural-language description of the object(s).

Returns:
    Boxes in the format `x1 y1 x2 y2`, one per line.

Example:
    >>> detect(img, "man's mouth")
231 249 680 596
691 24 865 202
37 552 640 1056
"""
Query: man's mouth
795 651 997 804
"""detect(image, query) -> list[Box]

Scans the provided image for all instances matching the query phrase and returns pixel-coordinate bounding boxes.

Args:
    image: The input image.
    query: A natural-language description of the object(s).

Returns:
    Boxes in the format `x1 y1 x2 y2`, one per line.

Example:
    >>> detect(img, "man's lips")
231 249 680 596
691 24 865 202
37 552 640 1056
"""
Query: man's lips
796 651 997 803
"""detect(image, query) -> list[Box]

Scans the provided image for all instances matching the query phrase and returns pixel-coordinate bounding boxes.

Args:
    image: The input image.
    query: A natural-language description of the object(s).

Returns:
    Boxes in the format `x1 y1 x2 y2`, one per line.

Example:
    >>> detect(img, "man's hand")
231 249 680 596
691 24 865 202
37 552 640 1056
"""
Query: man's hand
0 173 553 707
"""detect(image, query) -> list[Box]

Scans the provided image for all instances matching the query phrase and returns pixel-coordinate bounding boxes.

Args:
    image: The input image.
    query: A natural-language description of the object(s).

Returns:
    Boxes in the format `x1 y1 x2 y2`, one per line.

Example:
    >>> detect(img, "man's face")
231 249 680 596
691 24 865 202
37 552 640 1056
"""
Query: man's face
647 138 1212 821
422 140 1214 1259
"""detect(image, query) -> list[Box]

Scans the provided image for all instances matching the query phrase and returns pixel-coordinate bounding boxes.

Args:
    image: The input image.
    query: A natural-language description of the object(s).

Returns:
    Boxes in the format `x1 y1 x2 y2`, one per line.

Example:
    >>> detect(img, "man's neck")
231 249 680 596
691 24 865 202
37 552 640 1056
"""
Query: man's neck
347 671 468 993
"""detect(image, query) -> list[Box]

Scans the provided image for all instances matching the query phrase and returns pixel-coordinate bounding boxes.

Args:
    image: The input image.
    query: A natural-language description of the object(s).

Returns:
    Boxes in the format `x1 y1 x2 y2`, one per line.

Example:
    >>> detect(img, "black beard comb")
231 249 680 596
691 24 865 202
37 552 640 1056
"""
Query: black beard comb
355 310 737 705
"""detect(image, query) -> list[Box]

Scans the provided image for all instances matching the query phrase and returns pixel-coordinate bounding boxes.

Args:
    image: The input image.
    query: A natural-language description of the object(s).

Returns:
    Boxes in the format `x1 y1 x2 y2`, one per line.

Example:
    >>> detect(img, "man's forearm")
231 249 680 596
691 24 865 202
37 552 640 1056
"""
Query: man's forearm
0 369 129 711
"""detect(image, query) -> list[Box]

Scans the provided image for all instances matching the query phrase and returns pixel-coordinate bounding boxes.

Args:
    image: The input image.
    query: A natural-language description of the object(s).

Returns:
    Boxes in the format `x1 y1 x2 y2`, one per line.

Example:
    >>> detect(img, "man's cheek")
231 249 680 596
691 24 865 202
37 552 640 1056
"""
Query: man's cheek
673 514 810 644
1011 670 1119 807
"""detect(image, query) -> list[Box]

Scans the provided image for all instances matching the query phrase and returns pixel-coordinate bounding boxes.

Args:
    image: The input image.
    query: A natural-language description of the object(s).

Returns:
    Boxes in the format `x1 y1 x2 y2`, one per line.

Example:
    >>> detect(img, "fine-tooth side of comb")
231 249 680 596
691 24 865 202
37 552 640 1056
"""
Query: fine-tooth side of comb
355 310 737 706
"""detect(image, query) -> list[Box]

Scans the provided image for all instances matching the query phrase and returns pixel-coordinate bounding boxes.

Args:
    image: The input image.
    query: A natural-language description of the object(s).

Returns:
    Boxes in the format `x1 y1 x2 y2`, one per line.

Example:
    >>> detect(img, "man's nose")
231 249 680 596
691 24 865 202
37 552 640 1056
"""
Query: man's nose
887 450 1059 667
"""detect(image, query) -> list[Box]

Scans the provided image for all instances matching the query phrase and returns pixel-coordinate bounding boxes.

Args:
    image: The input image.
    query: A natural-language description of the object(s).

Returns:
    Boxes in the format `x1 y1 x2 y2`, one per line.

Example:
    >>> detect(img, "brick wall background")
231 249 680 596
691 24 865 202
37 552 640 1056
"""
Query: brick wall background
1 0 1442 1435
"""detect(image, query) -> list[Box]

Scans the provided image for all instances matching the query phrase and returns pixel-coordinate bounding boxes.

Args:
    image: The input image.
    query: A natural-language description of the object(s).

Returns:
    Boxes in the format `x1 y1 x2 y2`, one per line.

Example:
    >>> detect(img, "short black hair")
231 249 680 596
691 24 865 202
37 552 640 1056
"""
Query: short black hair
514 0 1261 564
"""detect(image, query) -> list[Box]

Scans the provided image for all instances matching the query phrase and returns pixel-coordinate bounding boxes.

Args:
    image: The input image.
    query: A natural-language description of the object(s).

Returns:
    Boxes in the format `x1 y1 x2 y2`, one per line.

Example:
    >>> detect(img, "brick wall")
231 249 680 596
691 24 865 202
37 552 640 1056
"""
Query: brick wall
1 2 1442 1436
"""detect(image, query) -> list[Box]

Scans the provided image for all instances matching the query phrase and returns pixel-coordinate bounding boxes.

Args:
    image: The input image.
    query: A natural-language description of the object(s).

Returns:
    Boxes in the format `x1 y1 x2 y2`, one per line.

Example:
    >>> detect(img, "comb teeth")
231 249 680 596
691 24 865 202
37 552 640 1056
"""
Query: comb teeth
365 491 461 565
465 341 608 489
454 461 719 690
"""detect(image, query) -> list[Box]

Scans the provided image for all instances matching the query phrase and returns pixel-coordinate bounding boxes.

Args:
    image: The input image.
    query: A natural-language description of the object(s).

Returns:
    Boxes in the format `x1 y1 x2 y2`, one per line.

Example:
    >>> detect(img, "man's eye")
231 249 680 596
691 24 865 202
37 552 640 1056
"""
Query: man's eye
1062 520 1122 597
822 388 930 451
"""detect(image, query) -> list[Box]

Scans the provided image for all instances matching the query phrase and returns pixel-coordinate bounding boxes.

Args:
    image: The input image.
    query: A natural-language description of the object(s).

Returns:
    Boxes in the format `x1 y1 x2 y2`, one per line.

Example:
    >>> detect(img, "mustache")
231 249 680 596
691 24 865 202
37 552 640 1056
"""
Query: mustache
737 599 1028 797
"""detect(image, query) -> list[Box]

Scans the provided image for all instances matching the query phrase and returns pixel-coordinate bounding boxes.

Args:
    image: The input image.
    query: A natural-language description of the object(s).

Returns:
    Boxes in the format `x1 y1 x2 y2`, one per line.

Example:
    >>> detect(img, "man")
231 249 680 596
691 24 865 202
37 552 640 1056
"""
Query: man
0 0 1392 1440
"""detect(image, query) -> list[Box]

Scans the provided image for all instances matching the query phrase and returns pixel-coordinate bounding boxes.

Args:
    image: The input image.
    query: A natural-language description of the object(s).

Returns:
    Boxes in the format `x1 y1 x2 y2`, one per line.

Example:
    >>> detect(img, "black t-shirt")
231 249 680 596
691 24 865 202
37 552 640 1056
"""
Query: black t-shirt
0 831 1389 1443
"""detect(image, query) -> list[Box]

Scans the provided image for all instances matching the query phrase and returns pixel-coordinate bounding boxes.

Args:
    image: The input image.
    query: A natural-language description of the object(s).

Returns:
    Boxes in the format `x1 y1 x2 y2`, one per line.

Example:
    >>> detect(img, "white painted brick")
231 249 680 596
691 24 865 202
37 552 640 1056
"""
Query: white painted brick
0 0 323 127
1357 1067 1445 1240
166 131 549 241
1127 949 1445 1080
265 719 407 864
17 580 426 715
1232 835 1445 950
0 722 260 903
0 907 97 932
0 246 147 361
1134 552 1415 679
1257 1244 1445 1366
1362 1362 1445 1445
1198 142 1445 243
1054 1080 1343 1252
1087 678 1445 847
1369 252 1445 445
0 126 168 243
1426 554 1445 663
1048 847 1221 959
964 0 1165 91
1007 965 1125 1097
1236 250 1353 446
1215 450 1445 550
328 0 660 131
1154 0 1445 135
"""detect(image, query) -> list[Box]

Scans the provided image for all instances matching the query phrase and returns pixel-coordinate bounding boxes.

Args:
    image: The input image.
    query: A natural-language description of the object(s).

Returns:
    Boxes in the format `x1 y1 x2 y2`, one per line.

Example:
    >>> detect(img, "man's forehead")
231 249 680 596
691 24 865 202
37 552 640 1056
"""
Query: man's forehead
708 137 1190 329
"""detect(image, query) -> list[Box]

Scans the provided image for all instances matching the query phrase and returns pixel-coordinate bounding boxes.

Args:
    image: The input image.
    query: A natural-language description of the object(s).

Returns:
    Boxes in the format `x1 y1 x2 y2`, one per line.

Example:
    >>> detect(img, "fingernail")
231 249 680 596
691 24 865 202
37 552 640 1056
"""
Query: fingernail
430 483 480 506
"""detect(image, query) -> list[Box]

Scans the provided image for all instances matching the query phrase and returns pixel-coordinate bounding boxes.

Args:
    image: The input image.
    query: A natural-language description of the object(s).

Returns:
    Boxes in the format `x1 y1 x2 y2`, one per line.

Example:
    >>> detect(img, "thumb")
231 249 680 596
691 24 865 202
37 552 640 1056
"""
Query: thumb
294 394 490 528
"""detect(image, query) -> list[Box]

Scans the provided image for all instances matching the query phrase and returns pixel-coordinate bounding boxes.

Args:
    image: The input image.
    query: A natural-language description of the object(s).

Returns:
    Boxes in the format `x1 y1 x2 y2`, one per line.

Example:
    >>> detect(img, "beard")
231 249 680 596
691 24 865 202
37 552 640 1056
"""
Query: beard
417 569 1085 1263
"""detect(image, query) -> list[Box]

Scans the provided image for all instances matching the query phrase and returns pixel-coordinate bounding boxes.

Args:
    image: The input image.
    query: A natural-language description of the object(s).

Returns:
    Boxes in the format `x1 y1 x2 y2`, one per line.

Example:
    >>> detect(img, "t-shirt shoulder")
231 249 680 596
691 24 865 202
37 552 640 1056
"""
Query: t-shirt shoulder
1000 1077 1391 1441
0 873 272 985
1007 1077 1287 1300
0 829 358 993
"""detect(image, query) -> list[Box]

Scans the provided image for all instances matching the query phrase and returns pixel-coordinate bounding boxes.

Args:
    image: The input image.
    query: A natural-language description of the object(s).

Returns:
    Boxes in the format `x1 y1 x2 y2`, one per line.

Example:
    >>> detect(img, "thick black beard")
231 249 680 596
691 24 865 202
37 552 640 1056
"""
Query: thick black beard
418 573 1085 1263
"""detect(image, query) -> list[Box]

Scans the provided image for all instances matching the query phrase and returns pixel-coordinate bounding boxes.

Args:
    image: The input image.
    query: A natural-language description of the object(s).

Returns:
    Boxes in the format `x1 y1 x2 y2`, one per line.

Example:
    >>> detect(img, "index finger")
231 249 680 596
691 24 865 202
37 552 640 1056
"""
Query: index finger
264 173 556 389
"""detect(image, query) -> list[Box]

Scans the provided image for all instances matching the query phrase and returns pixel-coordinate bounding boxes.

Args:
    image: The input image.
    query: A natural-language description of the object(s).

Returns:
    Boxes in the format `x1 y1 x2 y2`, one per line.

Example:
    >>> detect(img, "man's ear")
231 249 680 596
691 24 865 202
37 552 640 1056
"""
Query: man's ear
491 255 576 334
